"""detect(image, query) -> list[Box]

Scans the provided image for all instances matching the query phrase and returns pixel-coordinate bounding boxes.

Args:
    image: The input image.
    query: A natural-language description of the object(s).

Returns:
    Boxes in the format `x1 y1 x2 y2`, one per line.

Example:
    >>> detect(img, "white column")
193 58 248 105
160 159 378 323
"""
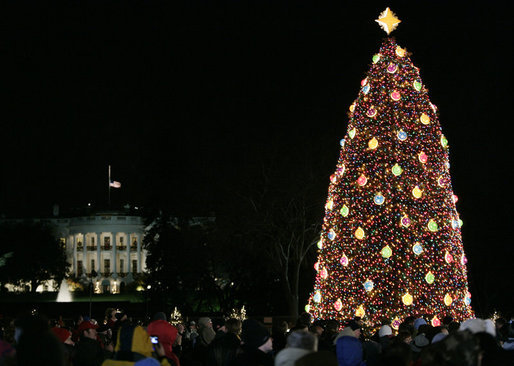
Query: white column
136 234 142 273
82 234 87 275
125 233 130 274
112 232 117 277
96 232 101 276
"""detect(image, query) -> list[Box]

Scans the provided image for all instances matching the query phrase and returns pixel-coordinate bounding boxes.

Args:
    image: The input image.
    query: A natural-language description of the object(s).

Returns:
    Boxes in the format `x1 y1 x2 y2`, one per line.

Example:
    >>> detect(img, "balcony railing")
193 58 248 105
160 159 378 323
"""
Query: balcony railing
103 271 111 277
130 246 137 251
117 245 127 251
87 246 97 251
118 272 127 278
101 245 112 250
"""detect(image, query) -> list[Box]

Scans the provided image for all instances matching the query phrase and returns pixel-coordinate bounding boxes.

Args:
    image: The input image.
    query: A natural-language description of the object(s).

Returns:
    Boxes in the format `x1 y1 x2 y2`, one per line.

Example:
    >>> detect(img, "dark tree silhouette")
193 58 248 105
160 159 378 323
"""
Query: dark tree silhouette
0 222 69 292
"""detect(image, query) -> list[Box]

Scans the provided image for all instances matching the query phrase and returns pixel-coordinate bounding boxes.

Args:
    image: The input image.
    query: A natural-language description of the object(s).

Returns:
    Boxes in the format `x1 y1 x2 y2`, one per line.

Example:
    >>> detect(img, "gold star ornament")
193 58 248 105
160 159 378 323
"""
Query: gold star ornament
375 7 401 35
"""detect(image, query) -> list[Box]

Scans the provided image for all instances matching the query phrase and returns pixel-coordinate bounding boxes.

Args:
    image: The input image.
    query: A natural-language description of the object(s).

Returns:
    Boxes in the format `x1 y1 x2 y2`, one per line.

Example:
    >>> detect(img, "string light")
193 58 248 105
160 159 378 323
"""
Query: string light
306 37 473 331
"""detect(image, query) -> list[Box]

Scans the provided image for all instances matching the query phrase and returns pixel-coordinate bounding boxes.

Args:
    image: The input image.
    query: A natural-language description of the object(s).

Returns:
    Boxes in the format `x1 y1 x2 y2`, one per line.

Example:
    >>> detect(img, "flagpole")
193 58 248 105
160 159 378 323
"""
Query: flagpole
108 165 111 207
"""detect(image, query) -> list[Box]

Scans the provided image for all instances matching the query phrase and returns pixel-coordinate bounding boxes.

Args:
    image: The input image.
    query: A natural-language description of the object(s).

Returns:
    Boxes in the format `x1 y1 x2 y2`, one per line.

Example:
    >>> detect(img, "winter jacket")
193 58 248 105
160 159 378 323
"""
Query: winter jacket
206 332 241 366
335 327 366 366
102 324 172 366
74 336 106 366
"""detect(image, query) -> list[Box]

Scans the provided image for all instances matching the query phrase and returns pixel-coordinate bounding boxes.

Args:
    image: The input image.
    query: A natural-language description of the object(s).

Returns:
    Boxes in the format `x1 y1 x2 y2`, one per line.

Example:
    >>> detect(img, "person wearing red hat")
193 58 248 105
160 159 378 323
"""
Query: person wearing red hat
51 327 75 366
73 320 106 366
147 312 180 366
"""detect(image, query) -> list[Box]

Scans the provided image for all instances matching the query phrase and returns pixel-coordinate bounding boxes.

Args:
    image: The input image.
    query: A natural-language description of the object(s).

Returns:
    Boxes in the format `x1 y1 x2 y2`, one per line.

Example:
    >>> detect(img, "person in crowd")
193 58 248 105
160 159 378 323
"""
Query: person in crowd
212 319 227 339
51 325 75 366
318 319 339 353
206 318 241 366
379 341 412 366
271 321 289 355
413 318 427 335
147 312 180 366
334 320 366 366
499 320 514 351
102 323 174 366
232 319 273 366
197 318 216 346
105 308 118 329
410 331 429 362
377 324 393 350
290 313 312 332
274 330 317 366
362 337 380 366
193 317 217 364
0 324 16 365
174 322 185 359
112 310 130 347
180 320 198 366
308 323 323 338
15 315 66 366
431 330 448 344
395 330 412 345
418 331 481 366
73 319 107 366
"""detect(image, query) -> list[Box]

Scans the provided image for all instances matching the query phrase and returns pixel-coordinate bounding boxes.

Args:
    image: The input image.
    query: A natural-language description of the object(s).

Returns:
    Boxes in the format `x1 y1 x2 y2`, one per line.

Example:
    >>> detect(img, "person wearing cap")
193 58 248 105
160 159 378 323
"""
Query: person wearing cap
147 312 180 366
410 332 429 361
51 326 75 366
334 320 366 366
73 320 106 366
232 319 273 366
193 317 217 364
378 324 394 350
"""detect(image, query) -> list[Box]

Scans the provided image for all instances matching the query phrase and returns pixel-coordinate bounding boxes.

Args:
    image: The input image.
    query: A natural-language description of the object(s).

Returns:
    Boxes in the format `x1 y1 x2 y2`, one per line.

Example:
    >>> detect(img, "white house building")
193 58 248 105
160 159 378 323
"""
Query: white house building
1 207 215 294
60 211 146 294
2 209 146 294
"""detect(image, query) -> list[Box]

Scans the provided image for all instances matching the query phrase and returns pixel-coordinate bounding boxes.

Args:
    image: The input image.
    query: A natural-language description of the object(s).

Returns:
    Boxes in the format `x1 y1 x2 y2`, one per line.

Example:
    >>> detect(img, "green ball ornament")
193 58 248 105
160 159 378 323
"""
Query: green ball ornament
428 219 439 232
392 163 403 176
340 204 349 217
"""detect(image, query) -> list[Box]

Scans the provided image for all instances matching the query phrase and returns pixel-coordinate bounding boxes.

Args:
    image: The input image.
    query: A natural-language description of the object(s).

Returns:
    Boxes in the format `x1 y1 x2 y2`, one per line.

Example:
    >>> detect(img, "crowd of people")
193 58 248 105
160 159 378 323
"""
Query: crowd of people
0 308 513 366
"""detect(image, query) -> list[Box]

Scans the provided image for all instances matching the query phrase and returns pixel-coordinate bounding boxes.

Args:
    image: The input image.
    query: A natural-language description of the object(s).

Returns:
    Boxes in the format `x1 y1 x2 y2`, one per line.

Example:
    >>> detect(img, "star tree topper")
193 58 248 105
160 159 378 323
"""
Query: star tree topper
375 7 401 35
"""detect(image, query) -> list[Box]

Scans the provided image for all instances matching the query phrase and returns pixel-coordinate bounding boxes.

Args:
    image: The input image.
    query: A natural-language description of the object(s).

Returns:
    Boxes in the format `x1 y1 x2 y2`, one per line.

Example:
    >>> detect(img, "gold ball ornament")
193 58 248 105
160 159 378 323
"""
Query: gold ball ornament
402 293 413 306
420 113 430 125
412 186 423 199
444 293 453 306
368 137 379 150
355 305 365 318
355 227 365 240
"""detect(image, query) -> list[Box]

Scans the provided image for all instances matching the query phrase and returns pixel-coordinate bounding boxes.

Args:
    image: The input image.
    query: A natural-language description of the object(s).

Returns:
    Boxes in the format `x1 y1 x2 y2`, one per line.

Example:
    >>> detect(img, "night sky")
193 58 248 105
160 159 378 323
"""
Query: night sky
0 1 512 313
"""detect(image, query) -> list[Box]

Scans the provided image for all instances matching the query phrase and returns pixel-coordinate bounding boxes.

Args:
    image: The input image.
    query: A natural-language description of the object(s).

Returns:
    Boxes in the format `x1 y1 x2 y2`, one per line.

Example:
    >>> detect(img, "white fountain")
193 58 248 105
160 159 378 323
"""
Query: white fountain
56 279 73 302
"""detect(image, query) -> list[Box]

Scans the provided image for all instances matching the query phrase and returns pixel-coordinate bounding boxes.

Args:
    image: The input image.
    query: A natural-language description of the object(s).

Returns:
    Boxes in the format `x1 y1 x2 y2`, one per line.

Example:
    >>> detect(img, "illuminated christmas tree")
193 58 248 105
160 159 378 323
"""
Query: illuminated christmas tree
306 8 474 330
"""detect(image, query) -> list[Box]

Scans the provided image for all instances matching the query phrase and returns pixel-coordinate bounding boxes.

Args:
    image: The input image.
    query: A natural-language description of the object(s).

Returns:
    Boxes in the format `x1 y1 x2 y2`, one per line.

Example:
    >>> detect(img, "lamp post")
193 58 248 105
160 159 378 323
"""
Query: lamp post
89 270 97 318
145 284 151 322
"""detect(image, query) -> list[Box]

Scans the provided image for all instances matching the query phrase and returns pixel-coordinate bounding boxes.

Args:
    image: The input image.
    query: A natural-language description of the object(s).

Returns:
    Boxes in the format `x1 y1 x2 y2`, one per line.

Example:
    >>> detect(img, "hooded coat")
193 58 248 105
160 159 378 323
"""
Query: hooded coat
147 320 180 366
335 327 366 366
